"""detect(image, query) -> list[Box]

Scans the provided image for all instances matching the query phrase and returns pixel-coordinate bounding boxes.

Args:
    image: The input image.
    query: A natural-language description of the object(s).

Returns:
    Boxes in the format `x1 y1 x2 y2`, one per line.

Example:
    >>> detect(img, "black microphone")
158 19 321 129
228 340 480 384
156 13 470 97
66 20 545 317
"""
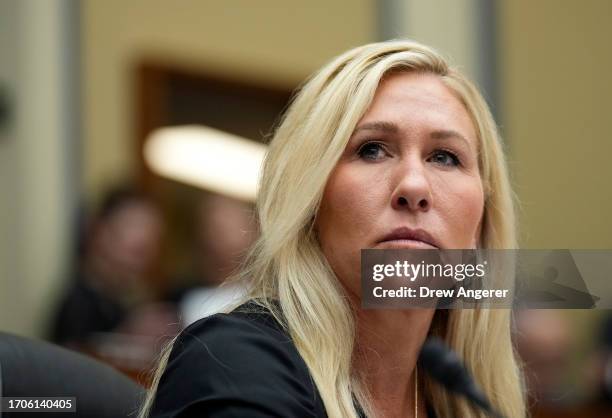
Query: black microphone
418 337 506 418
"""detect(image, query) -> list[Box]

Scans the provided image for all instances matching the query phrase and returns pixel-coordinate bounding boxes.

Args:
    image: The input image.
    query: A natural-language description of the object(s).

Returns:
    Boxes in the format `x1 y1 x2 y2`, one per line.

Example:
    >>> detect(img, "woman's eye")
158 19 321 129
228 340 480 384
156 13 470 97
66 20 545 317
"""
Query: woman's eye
357 142 387 160
429 150 460 166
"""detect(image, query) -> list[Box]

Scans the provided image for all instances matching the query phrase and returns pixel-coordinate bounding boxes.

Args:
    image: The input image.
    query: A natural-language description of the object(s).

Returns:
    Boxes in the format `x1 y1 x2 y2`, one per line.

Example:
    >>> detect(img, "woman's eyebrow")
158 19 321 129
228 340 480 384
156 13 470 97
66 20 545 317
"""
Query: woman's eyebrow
352 123 474 149
430 129 473 149
353 121 398 134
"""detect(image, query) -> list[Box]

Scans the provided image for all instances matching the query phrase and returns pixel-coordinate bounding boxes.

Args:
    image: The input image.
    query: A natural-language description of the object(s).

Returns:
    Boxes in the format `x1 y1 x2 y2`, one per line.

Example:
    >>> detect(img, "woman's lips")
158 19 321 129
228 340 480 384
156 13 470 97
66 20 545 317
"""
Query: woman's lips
376 239 438 249
376 227 440 249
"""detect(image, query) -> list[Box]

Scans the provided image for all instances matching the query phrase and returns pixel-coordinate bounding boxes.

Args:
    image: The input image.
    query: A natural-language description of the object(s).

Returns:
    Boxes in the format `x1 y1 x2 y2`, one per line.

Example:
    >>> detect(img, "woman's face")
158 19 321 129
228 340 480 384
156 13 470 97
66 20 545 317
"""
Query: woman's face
316 72 484 296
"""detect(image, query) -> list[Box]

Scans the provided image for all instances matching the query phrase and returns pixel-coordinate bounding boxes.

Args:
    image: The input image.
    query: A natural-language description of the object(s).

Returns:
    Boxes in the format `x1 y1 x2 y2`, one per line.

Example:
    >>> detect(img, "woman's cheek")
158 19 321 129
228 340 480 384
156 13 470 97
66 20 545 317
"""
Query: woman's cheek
333 168 383 233
449 182 484 247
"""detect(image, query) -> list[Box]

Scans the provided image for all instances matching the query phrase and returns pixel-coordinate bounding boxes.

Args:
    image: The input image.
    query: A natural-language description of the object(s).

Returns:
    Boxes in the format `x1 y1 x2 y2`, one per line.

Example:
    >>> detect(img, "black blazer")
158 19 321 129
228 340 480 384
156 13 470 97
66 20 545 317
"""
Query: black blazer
149 301 437 418
150 300 346 417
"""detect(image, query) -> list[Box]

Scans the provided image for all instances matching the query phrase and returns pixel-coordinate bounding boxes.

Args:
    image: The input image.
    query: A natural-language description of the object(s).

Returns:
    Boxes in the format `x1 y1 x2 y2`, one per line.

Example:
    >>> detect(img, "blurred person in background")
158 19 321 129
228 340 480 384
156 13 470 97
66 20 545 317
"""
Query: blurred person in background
51 185 178 350
515 310 612 418
514 309 574 417
176 193 257 326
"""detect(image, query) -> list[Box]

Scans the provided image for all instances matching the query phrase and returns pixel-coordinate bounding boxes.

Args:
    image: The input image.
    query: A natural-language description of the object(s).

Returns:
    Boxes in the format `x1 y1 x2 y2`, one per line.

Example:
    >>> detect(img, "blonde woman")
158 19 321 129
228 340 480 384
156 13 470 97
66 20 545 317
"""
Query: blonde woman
142 40 526 418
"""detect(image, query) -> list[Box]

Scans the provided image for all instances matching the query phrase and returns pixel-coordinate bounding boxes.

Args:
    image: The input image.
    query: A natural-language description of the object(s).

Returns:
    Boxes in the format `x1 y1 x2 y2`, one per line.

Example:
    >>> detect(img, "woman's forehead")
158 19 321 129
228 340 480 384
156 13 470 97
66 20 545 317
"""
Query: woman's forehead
356 72 478 145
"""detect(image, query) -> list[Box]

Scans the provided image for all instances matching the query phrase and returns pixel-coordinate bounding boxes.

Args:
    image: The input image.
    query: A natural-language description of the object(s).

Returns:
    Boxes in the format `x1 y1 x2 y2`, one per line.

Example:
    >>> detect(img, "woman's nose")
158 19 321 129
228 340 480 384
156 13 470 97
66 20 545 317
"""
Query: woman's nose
390 160 432 212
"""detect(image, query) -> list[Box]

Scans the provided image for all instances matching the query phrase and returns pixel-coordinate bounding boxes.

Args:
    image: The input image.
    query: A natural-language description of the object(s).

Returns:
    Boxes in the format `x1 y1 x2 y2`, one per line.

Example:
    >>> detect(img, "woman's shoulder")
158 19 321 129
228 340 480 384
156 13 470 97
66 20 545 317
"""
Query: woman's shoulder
182 299 287 340
168 299 297 368
150 299 327 417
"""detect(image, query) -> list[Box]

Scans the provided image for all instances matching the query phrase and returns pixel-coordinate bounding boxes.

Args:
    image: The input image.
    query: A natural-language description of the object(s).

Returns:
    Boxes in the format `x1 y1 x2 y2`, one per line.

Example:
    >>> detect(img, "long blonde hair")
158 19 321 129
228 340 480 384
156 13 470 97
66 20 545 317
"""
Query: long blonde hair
141 40 525 418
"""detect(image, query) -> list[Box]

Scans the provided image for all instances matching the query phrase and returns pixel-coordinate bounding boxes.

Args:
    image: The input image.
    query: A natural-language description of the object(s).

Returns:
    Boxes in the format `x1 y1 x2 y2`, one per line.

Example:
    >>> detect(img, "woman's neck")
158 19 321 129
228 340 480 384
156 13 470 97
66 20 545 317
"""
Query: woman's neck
353 308 435 418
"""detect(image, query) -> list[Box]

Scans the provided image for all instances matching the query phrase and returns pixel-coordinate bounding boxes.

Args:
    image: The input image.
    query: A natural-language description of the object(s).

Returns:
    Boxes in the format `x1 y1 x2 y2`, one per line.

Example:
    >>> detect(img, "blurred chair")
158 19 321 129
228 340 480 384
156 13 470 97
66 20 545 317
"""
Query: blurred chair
0 332 145 417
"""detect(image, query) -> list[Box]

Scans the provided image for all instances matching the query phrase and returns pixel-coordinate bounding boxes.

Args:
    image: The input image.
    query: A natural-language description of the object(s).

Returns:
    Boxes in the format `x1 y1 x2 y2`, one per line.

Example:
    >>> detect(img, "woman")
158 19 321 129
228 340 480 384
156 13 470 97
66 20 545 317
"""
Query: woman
141 40 525 418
